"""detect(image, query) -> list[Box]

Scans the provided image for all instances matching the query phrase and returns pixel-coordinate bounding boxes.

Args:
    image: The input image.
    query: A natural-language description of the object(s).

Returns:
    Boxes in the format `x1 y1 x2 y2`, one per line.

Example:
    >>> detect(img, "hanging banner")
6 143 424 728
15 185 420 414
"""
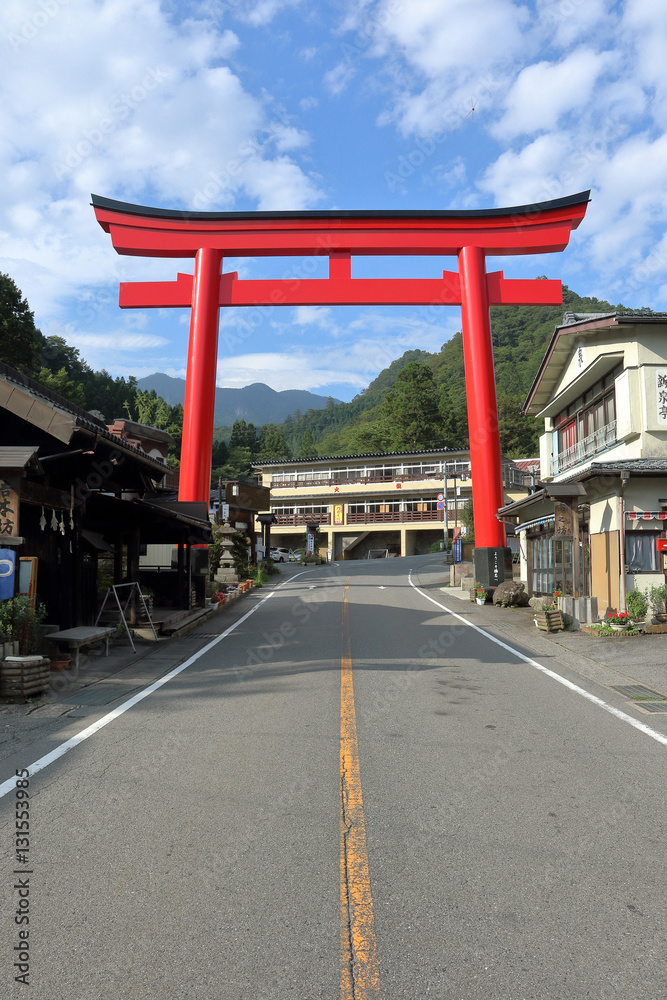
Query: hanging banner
0 548 16 600
627 511 667 520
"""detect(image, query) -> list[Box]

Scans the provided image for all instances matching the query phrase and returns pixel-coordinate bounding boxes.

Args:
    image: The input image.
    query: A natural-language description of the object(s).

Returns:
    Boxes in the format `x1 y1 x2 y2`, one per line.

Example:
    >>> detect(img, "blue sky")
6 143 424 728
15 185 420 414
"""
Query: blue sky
1 0 666 402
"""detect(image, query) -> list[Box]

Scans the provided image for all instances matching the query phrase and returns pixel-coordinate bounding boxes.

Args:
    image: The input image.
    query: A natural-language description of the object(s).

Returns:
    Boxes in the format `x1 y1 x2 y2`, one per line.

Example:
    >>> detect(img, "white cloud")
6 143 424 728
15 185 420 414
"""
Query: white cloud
323 60 357 96
492 49 611 140
0 0 323 326
374 0 528 79
237 0 304 27
293 306 332 326
64 332 169 351
536 0 611 50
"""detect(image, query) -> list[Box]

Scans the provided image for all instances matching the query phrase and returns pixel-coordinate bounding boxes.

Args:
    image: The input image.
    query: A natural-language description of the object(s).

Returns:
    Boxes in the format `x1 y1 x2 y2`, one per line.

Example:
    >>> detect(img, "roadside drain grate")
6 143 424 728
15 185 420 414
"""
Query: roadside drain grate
612 684 666 701
633 701 667 714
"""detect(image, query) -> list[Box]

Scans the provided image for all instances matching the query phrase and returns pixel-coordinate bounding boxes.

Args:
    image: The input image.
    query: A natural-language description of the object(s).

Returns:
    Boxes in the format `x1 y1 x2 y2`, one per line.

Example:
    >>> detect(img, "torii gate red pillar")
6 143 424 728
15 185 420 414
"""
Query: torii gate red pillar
180 247 223 500
92 191 589 588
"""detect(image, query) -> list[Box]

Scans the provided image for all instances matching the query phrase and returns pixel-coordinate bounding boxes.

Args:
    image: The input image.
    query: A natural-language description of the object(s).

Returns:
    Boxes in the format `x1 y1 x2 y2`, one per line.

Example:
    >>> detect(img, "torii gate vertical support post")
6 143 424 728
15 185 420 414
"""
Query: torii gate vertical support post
180 248 223 501
459 245 510 589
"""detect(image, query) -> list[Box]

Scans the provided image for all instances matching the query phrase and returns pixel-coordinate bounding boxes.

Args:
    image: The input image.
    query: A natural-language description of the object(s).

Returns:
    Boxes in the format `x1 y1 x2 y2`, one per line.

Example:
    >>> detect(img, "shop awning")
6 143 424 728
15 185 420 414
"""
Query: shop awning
515 514 555 533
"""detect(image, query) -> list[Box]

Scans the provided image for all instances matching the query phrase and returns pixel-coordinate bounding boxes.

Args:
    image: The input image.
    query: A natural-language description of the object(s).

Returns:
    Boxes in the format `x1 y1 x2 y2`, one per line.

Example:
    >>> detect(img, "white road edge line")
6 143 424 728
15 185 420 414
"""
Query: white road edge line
409 572 667 749
0 591 276 800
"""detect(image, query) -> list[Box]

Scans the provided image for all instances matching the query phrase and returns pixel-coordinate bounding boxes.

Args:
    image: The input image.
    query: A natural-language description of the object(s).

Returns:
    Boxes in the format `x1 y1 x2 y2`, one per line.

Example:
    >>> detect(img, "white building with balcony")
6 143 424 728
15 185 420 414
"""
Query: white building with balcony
254 449 532 561
499 313 667 615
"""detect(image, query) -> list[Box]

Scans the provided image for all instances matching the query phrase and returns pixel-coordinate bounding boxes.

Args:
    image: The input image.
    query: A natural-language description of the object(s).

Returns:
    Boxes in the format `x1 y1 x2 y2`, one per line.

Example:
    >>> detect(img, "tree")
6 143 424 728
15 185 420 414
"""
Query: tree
257 424 290 459
40 335 89 381
35 367 86 407
497 392 540 457
211 438 230 468
0 273 43 374
229 419 258 453
377 362 445 450
299 428 316 458
126 388 184 464
461 497 475 540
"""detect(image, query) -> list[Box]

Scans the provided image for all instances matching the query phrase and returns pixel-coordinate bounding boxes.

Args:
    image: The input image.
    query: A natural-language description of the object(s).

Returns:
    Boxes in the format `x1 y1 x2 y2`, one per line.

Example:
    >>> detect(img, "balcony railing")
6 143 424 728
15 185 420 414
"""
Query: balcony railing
552 420 617 476
346 510 443 524
273 512 331 526
271 470 459 489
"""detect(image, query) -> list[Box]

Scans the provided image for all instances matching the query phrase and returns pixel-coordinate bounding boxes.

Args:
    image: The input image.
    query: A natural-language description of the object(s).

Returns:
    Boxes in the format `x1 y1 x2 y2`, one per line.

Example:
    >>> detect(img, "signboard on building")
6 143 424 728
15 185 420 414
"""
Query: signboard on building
657 369 667 425
0 479 19 538
334 504 344 525
0 549 16 600
553 499 577 536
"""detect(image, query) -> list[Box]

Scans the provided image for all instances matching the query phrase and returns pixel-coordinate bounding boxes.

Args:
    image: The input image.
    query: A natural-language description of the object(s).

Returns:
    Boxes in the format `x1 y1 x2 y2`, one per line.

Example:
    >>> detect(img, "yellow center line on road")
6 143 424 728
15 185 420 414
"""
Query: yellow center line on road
340 585 382 1000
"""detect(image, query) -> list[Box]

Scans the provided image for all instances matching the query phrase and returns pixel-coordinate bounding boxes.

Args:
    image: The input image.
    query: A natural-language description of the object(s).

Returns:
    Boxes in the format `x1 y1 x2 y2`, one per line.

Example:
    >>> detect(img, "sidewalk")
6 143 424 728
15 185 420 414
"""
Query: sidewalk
438 585 667 708
0 588 263 721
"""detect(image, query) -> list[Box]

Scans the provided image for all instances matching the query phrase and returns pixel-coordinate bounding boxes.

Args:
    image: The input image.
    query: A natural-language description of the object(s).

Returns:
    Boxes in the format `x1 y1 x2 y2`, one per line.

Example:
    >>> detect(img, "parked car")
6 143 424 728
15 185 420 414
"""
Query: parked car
288 550 302 562
270 547 290 562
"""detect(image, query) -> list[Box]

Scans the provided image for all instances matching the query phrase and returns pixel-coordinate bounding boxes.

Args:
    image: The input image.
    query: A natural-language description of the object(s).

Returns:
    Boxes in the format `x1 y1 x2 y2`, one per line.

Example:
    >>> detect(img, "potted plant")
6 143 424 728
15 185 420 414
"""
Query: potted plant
475 583 487 605
605 610 630 631
534 600 565 632
625 588 649 624
0 596 50 699
648 583 667 623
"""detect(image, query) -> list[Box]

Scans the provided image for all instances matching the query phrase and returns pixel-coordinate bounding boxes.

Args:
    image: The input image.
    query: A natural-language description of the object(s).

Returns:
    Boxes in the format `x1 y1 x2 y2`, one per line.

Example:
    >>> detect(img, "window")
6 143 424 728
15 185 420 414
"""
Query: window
625 532 660 573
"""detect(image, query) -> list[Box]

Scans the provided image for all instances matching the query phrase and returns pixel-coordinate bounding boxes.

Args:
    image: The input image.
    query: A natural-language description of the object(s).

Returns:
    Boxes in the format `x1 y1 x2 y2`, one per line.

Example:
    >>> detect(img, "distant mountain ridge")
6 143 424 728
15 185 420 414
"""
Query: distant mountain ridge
136 373 339 426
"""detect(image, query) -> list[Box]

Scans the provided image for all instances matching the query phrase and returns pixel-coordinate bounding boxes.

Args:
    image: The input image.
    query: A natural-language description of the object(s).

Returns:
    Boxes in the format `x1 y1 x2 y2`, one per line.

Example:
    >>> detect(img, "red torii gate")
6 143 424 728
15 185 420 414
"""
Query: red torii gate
92 191 589 586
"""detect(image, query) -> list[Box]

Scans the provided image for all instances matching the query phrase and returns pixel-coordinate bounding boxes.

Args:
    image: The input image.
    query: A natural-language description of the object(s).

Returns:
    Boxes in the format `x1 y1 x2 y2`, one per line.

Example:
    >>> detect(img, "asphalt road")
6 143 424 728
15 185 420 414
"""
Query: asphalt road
1 556 666 999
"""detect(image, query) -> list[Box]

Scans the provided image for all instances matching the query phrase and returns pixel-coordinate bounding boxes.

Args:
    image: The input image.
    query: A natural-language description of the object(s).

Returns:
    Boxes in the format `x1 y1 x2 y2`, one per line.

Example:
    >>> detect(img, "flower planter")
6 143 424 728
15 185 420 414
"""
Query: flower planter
469 588 477 602
534 609 565 633
50 657 72 671
609 623 630 632
1 656 51 699
653 613 667 624
475 597 486 605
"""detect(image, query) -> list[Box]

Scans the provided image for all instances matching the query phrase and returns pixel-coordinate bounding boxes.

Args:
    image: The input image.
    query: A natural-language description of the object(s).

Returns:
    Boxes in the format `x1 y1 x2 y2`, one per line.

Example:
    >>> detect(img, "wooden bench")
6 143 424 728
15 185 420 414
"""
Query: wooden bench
47 627 117 669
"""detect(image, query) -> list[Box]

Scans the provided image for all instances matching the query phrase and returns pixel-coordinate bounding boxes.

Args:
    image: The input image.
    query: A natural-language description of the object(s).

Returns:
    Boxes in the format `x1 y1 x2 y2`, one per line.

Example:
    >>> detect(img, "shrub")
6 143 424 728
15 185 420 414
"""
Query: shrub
625 588 648 621
0 596 47 655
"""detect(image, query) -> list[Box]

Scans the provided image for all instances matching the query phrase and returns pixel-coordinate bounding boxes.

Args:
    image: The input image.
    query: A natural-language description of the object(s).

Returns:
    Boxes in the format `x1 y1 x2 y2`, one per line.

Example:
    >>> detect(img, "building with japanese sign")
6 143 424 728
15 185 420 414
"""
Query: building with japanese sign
499 313 667 617
253 449 532 561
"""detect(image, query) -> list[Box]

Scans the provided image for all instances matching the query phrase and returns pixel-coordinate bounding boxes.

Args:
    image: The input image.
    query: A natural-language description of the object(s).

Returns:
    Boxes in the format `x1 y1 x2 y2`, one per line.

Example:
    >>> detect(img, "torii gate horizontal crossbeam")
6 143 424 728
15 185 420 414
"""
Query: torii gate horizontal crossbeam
118 270 563 309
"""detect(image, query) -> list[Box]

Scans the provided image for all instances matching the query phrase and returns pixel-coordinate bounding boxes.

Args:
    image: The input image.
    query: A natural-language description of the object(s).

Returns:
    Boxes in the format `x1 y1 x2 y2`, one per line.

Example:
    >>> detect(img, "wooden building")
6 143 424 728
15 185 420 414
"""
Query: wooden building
0 362 211 627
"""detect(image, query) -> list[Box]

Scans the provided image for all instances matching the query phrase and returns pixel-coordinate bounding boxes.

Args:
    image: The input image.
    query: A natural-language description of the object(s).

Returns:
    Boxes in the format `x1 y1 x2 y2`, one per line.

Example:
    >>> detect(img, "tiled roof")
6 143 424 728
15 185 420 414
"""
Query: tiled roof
253 447 469 468
0 362 167 475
